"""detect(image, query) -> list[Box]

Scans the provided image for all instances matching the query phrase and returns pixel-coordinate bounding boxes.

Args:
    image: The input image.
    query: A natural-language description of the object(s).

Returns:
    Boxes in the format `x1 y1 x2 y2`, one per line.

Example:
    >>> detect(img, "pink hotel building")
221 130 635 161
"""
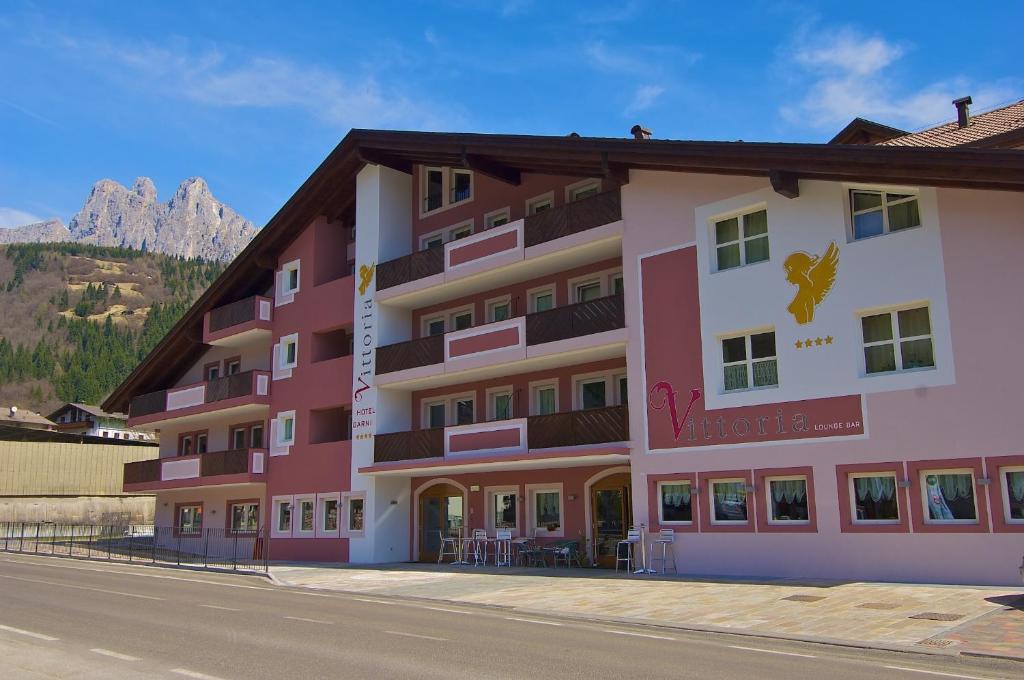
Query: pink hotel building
109 99 1024 584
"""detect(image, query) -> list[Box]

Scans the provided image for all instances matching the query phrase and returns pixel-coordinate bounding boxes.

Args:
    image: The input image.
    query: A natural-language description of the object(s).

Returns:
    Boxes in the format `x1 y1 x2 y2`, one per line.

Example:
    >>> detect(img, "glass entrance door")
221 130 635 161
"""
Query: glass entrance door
419 484 464 562
591 473 631 568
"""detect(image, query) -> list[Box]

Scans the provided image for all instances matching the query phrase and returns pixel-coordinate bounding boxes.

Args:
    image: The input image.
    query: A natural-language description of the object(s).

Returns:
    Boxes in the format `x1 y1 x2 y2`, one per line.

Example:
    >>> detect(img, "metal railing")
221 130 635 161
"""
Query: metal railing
0 522 268 573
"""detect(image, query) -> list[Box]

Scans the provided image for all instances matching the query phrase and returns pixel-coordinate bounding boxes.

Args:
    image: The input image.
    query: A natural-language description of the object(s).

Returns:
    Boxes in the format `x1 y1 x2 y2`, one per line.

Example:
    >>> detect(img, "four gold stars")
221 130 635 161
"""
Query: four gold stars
795 336 836 350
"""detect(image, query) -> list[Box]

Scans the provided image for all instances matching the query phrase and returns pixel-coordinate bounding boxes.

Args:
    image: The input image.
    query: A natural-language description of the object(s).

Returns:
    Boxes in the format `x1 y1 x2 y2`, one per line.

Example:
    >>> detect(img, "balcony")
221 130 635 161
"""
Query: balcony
203 296 272 346
375 294 626 388
375 190 623 307
127 370 271 427
123 448 266 492
365 406 630 475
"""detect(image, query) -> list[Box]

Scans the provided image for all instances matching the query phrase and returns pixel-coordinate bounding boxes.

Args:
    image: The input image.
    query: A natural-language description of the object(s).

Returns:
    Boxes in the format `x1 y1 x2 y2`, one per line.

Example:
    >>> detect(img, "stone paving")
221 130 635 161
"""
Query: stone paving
270 563 1024 656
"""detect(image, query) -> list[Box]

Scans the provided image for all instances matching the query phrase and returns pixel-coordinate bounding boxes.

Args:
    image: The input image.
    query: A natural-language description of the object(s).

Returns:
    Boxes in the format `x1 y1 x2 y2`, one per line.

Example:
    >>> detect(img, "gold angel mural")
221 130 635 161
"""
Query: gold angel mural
358 262 376 296
783 242 839 325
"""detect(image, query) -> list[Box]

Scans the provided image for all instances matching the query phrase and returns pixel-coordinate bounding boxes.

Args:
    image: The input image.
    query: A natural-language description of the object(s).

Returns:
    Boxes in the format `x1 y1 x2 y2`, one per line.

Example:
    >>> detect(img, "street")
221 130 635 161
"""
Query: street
0 553 1019 680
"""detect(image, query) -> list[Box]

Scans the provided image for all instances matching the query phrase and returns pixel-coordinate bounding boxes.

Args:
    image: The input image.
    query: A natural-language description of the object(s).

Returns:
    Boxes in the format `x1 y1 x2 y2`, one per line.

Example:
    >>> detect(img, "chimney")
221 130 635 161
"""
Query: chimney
952 96 972 129
630 124 652 140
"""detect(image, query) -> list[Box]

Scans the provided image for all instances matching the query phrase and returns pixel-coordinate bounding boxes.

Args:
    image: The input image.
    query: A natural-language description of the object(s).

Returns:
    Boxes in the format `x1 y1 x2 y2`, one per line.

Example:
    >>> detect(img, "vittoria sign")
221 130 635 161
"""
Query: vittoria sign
352 262 376 440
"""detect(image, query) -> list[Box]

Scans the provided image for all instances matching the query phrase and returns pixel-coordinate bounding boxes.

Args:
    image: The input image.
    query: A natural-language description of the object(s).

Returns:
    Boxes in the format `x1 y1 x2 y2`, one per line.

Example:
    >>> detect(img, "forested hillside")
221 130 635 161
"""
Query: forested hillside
0 242 223 412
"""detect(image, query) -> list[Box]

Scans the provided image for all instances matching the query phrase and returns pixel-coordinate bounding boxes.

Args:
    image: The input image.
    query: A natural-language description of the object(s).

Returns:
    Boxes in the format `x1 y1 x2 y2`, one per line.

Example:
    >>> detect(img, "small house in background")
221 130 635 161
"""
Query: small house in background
48 402 156 442
0 405 56 431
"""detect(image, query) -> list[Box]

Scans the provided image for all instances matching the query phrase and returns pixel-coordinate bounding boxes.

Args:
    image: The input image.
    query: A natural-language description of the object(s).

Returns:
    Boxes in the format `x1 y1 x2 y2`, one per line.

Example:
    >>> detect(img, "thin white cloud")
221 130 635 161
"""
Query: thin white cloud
0 207 44 229
585 41 699 75
625 84 665 115
782 26 1019 130
424 28 441 47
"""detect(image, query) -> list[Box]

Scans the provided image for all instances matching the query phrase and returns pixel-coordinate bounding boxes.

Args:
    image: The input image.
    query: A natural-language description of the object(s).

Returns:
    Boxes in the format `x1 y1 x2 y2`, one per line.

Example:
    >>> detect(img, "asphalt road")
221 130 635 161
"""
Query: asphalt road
0 552 1019 680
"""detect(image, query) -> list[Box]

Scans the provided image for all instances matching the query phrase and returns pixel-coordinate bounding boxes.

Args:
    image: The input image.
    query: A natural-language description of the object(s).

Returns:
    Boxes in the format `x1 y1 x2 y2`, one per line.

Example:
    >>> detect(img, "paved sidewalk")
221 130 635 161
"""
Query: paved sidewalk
270 563 1024 659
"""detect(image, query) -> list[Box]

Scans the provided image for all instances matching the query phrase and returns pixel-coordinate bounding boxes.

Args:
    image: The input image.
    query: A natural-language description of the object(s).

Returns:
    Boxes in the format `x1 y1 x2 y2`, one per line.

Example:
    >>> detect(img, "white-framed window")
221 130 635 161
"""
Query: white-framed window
484 207 511 230
421 306 474 336
526 192 554 216
345 494 365 534
282 260 300 294
487 386 514 421
450 168 472 205
530 380 558 416
999 466 1024 523
277 411 296 446
177 504 203 532
251 424 264 448
611 272 624 296
568 268 622 303
860 305 934 375
422 166 445 213
849 472 901 524
272 496 293 537
721 330 777 392
424 316 446 336
572 371 627 411
566 179 601 202
421 166 473 216
422 394 475 427
229 501 260 533
921 469 978 524
528 286 555 313
454 396 474 425
709 479 748 524
578 377 608 410
450 220 473 240
658 480 693 524
765 476 810 524
486 296 512 323
231 426 247 450
713 208 769 271
422 231 445 249
850 189 920 240
485 486 519 535
280 333 299 370
615 374 628 407
317 492 340 538
225 358 241 375
424 399 447 429
574 278 602 303
527 484 564 537
196 433 208 454
295 495 316 536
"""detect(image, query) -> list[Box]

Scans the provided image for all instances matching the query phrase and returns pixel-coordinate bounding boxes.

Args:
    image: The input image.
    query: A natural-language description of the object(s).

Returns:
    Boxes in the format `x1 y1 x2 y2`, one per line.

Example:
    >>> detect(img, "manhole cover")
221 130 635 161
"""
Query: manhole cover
858 602 902 610
909 612 965 622
917 638 957 648
782 595 827 603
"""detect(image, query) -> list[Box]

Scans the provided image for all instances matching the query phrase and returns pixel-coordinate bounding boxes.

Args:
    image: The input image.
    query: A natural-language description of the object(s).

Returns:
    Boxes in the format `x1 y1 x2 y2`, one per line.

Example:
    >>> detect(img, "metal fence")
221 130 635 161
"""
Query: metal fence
0 522 268 573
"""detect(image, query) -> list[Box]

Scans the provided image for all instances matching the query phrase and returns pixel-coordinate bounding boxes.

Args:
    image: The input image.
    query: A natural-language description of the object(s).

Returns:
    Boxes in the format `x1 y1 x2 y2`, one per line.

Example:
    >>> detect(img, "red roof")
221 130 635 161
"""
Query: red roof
880 100 1024 149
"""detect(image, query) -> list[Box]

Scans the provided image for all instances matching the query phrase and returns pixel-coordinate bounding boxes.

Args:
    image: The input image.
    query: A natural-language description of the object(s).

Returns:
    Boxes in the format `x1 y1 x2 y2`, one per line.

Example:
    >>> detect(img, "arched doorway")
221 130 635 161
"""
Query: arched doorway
417 483 465 563
590 472 632 568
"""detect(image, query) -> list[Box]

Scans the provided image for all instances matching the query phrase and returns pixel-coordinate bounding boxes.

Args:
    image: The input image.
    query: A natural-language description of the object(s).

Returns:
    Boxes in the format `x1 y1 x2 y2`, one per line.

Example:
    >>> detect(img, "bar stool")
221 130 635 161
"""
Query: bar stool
648 529 678 574
437 530 459 564
494 529 512 567
471 528 488 566
615 528 641 573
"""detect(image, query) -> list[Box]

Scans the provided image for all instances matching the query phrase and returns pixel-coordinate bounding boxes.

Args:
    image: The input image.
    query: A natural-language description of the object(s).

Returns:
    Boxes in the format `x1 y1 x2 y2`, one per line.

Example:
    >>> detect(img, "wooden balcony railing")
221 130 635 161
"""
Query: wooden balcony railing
207 296 259 333
123 459 161 484
129 370 264 419
523 189 621 247
199 449 251 476
129 390 169 419
371 405 628 464
376 246 445 290
525 293 624 345
375 334 444 375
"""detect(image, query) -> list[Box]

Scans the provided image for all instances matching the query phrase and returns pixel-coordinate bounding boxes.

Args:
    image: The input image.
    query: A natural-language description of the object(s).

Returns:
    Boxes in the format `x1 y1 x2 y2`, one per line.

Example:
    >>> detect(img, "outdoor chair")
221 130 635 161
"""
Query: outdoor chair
437 530 459 564
471 528 489 566
648 528 678 574
461 531 481 565
519 539 547 567
551 540 584 568
615 528 641 573
494 529 512 567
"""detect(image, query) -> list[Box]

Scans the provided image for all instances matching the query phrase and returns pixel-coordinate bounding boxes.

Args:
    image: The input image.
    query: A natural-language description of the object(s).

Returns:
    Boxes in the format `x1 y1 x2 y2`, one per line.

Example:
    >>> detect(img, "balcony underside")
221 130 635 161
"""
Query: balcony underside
358 444 630 477
123 475 266 494
375 328 627 391
207 326 271 348
128 402 269 430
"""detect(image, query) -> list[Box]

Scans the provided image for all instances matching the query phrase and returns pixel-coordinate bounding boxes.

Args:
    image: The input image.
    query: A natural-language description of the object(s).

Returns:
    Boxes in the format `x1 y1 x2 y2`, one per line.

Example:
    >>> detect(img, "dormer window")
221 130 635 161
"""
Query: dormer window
451 169 472 204
421 167 472 215
424 168 444 212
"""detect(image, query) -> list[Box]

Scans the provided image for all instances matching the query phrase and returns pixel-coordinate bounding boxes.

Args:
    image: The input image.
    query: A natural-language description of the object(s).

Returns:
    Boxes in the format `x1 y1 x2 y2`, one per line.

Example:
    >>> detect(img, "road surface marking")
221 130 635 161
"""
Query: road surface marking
0 624 59 641
170 669 229 680
353 597 400 605
199 605 242 611
883 667 989 679
0 573 164 600
290 590 332 597
284 614 331 622
607 630 677 641
729 645 816 658
384 630 448 642
504 617 562 626
422 606 469 614
90 648 141 661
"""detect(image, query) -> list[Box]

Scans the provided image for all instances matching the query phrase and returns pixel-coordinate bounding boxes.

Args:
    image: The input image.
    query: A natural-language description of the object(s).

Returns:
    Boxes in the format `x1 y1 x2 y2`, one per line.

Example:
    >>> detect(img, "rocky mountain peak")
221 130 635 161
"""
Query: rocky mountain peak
0 218 71 245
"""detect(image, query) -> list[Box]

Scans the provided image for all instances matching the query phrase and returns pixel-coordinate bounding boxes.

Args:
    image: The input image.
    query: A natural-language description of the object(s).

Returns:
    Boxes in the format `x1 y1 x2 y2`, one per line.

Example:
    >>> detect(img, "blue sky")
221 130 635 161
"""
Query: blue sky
1 1 1020 230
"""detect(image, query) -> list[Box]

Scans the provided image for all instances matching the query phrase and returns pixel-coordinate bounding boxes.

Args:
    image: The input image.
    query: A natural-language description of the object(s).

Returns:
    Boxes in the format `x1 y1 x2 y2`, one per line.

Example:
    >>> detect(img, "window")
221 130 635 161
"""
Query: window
574 279 601 303
348 497 364 532
278 413 295 445
299 498 315 533
526 194 553 215
616 375 628 407
455 398 474 425
450 169 472 204
533 490 561 533
179 434 193 456
529 288 554 313
205 363 220 381
281 334 298 369
452 310 472 331
426 317 446 336
766 477 809 523
424 167 444 212
486 297 511 323
231 427 247 450
251 424 264 448
710 480 748 523
490 490 517 531
612 273 624 296
714 209 769 271
579 378 607 410
424 233 444 249
722 331 777 391
225 358 241 375
489 389 513 421
426 401 447 429
423 307 473 336
276 500 292 533
484 208 510 230
658 482 693 524
322 497 339 533
1002 468 1024 522
861 306 934 375
569 181 600 202
177 504 202 533
282 260 300 294
850 473 900 523
921 470 977 523
230 502 259 533
450 223 473 240
532 383 557 415
196 433 208 454
851 190 920 240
